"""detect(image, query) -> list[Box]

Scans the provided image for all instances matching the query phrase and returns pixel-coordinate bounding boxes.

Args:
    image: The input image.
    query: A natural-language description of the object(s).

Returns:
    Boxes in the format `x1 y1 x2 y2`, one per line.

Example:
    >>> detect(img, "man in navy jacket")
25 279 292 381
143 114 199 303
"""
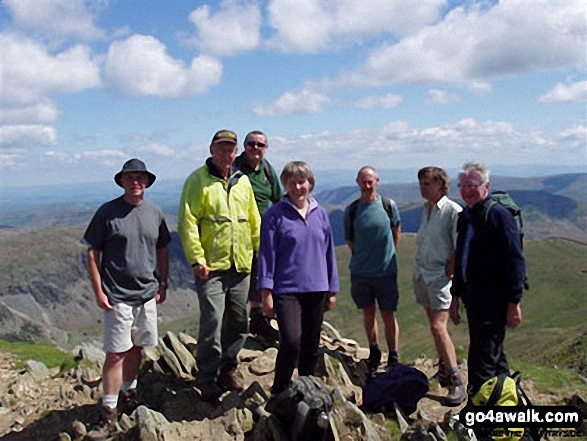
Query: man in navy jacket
450 161 525 396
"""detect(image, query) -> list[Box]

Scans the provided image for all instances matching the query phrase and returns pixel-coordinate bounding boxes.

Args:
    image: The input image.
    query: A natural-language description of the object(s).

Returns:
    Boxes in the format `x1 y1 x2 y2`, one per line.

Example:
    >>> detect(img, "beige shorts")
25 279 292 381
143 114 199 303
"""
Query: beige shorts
413 273 452 311
103 298 158 353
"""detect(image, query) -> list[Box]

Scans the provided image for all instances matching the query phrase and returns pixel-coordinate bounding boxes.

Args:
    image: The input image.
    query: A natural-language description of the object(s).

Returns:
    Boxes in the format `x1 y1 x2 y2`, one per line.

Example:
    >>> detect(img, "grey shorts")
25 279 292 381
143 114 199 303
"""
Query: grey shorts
103 297 158 353
413 273 452 311
351 273 399 312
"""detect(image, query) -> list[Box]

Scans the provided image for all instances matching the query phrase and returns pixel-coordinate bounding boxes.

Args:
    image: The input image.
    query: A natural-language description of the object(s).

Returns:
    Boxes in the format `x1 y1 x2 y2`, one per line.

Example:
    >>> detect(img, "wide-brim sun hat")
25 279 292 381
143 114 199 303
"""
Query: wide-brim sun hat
114 158 156 188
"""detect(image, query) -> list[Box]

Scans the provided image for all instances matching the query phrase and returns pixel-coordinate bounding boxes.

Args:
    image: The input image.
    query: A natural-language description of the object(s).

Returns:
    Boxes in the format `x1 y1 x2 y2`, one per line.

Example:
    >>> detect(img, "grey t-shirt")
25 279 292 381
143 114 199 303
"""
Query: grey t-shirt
83 196 172 306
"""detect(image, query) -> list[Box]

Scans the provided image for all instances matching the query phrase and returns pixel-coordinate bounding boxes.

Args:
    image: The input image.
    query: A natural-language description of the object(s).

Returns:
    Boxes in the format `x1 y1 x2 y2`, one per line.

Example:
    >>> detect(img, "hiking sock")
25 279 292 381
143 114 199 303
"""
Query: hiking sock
102 394 118 409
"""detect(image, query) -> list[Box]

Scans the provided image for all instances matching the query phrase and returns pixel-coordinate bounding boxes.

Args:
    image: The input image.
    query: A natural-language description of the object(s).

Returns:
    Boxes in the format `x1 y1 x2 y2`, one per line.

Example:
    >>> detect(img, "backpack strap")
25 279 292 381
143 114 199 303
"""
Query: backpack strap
262 158 274 186
381 196 397 229
349 197 396 241
486 374 507 407
481 198 498 223
348 199 360 241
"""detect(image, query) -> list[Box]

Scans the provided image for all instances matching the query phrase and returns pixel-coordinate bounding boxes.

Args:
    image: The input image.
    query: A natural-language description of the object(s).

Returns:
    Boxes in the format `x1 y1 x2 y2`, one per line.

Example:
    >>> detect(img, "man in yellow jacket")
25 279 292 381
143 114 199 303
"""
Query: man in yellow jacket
178 129 261 400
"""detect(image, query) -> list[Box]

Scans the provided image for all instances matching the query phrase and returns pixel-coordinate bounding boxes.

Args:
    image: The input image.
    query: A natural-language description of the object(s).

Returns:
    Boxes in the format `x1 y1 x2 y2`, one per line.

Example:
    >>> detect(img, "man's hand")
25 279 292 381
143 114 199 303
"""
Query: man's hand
324 293 336 311
192 264 210 281
449 297 461 325
156 284 167 304
506 302 522 329
95 291 113 311
261 289 274 318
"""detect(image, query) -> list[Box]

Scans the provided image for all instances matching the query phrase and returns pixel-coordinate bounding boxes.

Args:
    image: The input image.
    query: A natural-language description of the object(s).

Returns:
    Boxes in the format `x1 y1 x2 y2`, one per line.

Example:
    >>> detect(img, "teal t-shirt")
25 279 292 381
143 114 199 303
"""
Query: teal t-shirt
344 197 400 277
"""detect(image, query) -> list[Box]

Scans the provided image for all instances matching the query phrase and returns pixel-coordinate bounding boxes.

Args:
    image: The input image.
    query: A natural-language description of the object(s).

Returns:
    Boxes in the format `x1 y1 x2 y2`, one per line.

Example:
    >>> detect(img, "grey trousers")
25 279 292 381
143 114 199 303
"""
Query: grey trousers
195 269 250 383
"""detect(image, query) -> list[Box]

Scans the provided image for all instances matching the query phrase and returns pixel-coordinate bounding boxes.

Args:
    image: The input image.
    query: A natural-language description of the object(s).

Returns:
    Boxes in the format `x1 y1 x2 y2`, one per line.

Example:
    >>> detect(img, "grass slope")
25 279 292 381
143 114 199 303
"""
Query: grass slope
327 235 587 373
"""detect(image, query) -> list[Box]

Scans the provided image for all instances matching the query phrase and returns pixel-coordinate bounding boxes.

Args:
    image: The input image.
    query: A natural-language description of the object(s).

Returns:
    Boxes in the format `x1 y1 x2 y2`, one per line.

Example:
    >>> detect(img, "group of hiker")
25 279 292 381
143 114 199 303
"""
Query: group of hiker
82 129 526 438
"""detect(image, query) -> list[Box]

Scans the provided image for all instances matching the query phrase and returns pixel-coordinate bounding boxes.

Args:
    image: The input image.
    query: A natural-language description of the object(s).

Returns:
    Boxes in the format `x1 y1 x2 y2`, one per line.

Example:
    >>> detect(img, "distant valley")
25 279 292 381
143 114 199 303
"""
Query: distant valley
0 172 585 373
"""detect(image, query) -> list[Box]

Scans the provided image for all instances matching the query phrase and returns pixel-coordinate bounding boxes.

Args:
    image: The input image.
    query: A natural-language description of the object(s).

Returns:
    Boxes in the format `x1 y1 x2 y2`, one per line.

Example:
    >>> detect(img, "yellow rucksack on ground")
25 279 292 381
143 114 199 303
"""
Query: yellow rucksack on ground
473 372 524 441
472 371 538 441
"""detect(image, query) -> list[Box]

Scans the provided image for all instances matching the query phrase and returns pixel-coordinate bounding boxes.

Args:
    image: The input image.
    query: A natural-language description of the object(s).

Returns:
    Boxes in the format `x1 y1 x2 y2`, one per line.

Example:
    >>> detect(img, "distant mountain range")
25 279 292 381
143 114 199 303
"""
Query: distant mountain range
318 173 587 245
0 173 585 243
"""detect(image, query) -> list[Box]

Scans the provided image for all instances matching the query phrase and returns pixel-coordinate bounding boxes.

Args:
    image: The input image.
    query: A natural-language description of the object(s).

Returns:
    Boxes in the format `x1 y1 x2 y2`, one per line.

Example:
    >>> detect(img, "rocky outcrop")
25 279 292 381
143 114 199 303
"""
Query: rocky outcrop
1 322 583 441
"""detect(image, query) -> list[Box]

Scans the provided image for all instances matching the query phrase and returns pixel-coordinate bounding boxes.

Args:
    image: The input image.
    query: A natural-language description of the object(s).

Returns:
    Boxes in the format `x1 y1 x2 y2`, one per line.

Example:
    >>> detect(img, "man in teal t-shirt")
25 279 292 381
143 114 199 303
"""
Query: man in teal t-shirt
344 166 401 374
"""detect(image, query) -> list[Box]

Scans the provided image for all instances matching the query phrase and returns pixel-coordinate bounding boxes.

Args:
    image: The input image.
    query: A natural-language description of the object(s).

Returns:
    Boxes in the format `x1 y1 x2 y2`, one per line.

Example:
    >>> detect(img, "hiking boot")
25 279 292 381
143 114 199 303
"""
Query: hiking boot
366 345 382 374
119 388 140 415
197 381 223 401
387 351 400 368
250 308 279 344
217 367 243 392
430 360 450 388
86 404 118 440
444 372 467 407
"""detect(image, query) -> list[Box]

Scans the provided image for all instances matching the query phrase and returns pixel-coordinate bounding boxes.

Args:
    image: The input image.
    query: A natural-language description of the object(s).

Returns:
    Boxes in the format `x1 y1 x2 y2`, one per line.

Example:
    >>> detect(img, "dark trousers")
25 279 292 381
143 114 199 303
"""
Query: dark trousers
466 302 510 395
272 292 327 393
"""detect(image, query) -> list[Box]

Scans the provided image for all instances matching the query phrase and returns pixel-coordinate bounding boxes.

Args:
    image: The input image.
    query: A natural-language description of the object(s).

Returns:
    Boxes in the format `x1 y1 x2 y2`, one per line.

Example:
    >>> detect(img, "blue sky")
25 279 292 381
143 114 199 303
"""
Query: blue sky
0 0 585 188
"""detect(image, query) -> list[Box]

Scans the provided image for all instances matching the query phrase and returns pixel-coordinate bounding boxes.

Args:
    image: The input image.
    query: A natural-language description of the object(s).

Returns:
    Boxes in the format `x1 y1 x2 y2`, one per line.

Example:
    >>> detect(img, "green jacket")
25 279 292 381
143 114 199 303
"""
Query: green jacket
178 159 261 273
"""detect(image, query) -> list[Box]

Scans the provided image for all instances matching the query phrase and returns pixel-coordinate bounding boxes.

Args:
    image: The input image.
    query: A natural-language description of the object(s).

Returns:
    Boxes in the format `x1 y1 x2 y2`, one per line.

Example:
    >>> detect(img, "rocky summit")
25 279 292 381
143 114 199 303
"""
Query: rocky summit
0 321 584 441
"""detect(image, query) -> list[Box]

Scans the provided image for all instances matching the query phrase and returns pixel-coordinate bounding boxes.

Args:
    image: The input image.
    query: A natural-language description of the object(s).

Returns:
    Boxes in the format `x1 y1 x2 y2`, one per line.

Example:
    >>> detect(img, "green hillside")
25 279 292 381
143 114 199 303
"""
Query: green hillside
326 235 587 375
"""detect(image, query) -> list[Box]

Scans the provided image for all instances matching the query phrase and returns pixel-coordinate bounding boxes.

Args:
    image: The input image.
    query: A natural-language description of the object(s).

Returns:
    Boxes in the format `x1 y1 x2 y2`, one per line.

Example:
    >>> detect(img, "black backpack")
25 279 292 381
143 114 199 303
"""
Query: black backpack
362 363 429 415
347 196 398 241
265 376 333 441
481 191 529 290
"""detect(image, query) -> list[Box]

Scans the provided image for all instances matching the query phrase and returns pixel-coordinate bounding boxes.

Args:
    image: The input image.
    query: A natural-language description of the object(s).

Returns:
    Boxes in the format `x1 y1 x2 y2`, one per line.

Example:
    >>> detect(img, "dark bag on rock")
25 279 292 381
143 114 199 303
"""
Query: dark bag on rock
265 376 333 441
362 363 429 415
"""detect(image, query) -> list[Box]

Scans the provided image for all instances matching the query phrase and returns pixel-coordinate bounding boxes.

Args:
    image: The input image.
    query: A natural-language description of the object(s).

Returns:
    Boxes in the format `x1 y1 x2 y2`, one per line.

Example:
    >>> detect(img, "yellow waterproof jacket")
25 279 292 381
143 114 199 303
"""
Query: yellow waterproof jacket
178 160 261 273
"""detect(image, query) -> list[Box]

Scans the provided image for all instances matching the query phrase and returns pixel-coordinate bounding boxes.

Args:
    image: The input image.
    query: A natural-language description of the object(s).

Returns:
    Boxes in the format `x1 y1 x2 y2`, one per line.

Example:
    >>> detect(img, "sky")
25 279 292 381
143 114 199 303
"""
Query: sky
0 0 585 189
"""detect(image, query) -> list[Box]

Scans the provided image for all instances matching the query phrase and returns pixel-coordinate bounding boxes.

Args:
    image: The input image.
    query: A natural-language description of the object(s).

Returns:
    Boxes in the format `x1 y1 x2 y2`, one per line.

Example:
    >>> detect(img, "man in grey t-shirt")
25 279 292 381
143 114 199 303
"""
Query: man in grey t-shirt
83 158 171 439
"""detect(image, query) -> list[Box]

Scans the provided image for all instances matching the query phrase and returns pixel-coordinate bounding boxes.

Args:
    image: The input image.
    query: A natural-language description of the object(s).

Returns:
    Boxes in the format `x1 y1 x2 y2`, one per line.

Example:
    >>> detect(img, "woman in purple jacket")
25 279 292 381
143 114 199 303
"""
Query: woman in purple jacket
258 161 339 394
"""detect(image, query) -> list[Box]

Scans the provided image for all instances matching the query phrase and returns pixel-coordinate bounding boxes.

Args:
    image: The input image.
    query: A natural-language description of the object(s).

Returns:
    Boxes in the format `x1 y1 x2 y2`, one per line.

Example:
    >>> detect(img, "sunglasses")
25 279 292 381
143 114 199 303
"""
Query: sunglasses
246 141 267 148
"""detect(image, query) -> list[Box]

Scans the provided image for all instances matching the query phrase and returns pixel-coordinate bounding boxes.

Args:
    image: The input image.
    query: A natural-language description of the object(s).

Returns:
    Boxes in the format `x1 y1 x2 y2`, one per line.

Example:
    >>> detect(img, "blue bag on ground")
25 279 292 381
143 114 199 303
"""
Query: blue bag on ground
362 363 429 415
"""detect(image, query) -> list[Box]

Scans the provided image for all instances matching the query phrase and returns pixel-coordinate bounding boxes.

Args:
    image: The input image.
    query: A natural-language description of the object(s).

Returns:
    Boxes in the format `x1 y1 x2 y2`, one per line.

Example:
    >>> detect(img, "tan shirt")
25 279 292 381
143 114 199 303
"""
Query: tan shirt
414 196 462 280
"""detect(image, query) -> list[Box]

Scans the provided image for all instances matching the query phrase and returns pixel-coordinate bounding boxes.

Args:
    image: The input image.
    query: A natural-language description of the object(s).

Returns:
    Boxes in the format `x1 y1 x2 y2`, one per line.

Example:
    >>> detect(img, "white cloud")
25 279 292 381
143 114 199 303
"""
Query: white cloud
104 35 223 97
345 0 586 87
425 89 462 105
4 0 104 40
46 149 127 165
539 80 587 103
253 89 330 117
0 33 102 105
266 0 445 53
138 142 175 157
0 125 58 147
355 93 403 109
0 101 61 125
558 124 587 142
187 1 261 56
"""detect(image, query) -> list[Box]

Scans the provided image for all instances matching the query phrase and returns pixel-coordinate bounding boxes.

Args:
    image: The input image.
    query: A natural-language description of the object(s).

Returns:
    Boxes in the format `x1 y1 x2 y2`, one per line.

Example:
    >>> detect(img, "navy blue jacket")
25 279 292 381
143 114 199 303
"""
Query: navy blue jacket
451 197 525 307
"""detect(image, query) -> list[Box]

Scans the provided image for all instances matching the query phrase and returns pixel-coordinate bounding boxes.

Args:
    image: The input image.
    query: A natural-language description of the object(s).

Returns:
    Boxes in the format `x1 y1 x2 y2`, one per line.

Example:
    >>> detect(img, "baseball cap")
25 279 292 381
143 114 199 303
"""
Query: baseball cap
211 130 237 145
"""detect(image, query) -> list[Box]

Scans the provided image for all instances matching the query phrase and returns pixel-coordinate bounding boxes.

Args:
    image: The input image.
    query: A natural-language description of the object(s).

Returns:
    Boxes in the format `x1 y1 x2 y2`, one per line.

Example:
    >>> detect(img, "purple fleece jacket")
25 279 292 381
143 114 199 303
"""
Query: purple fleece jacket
257 196 339 295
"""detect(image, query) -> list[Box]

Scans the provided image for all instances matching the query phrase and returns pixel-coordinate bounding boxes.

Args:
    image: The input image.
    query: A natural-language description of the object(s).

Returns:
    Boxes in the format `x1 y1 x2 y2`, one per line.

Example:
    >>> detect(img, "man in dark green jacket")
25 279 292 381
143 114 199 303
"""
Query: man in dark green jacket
234 131 282 343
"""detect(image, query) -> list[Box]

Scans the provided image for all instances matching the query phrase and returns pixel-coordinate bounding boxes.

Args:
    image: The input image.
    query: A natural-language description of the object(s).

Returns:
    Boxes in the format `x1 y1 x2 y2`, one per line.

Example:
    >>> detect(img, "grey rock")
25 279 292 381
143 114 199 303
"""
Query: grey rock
157 337 190 379
70 419 86 440
249 347 278 375
164 331 196 376
57 432 71 441
24 360 50 381
72 342 105 363
178 332 198 355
